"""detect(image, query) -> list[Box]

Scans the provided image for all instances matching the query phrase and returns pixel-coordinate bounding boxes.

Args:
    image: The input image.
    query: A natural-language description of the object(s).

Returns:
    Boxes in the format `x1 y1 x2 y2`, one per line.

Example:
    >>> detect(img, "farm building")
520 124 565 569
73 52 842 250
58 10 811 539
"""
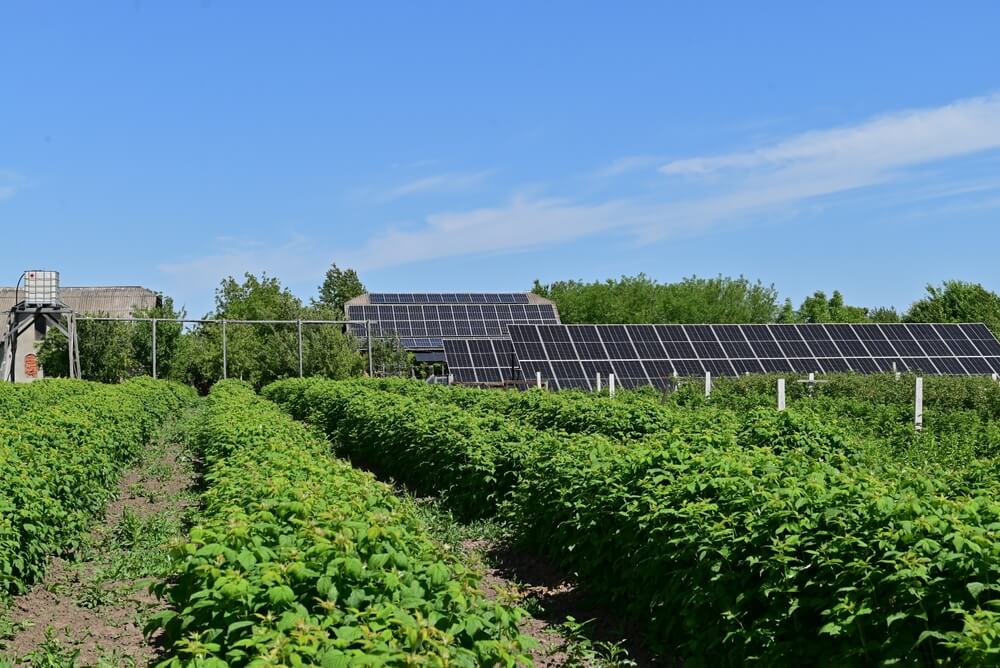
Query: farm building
0 285 160 382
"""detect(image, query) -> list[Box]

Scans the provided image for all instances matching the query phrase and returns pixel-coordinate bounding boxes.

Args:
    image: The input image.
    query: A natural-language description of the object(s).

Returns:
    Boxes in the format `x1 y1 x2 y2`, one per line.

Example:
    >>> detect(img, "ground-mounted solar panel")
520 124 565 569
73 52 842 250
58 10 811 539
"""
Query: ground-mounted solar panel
442 338 523 385
507 323 1000 390
347 293 559 351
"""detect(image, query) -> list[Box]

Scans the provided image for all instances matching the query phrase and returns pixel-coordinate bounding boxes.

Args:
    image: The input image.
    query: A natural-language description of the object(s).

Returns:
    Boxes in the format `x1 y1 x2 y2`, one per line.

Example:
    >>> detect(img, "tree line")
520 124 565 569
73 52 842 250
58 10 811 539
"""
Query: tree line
37 264 411 391
531 274 1000 336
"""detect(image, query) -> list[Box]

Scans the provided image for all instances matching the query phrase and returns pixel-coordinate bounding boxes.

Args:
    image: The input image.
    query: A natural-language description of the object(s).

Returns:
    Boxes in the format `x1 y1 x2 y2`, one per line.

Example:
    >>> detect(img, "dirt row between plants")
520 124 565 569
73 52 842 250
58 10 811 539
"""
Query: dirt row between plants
1 436 197 666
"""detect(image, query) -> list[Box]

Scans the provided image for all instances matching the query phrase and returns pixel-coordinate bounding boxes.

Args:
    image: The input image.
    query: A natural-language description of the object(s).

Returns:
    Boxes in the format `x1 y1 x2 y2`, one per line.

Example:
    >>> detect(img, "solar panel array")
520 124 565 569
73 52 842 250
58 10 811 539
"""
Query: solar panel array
442 338 523 384
507 323 1000 390
347 294 559 350
369 292 530 304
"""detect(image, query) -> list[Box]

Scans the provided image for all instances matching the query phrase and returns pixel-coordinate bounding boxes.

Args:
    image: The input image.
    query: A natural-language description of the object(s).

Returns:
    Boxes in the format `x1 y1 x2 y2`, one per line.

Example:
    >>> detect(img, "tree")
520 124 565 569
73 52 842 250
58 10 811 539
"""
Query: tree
130 297 185 378
170 273 366 390
532 274 780 324
316 263 366 316
37 315 136 383
905 281 1000 336
368 333 411 377
795 290 869 323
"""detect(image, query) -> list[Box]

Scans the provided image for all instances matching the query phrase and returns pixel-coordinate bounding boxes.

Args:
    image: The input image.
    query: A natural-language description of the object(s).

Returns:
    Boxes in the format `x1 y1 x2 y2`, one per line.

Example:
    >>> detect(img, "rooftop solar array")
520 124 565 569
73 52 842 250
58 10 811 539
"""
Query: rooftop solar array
346 294 559 350
442 338 523 385
369 293 530 304
507 323 1000 390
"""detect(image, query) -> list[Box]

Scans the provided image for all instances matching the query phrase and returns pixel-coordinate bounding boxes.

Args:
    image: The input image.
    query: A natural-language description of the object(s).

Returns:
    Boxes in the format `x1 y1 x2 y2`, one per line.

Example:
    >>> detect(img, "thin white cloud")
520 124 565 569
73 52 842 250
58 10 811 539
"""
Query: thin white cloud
660 93 1000 177
165 93 1000 280
345 195 651 270
593 155 662 178
0 171 24 201
382 170 493 201
347 94 1000 267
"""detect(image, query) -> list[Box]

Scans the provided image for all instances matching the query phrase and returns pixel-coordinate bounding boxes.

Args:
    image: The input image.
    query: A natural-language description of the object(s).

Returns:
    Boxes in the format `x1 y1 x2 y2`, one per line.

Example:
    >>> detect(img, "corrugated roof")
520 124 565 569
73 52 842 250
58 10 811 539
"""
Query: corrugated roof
0 286 160 318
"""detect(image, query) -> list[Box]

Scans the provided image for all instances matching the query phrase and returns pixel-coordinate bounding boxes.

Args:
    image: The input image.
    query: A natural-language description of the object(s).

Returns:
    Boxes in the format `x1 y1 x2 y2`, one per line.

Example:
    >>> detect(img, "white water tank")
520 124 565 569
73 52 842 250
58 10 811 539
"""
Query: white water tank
23 270 59 307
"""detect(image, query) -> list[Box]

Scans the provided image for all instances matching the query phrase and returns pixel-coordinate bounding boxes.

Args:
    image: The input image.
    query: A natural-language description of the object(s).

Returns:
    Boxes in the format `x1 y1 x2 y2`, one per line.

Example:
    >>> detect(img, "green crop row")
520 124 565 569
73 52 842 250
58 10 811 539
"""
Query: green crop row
356 376 1000 484
0 377 195 594
149 381 531 667
265 377 1000 665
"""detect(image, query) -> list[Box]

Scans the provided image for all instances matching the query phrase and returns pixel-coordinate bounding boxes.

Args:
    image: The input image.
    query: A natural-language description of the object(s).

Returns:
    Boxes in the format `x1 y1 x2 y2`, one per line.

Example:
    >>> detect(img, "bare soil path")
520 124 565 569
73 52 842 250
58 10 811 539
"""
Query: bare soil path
411 498 655 668
0 430 197 666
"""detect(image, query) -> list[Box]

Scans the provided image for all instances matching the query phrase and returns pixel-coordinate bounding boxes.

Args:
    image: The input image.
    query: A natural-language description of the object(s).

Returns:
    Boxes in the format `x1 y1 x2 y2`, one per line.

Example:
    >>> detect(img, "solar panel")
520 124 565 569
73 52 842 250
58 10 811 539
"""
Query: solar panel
507 323 1000 389
442 338 524 384
348 293 559 351
366 293 530 304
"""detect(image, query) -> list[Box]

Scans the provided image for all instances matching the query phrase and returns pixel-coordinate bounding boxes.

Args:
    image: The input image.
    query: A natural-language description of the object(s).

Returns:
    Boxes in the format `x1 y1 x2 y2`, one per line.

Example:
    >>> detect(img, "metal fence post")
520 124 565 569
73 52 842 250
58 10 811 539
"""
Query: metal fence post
152 318 157 379
609 373 616 397
704 371 712 397
596 373 602 392
915 376 923 432
367 321 374 377
297 319 303 378
536 371 542 389
777 378 786 411
222 319 228 380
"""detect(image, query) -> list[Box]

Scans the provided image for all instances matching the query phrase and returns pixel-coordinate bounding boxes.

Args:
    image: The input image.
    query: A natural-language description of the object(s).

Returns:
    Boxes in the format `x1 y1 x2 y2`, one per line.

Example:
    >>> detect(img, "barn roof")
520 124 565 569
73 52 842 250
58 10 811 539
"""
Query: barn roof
0 286 160 318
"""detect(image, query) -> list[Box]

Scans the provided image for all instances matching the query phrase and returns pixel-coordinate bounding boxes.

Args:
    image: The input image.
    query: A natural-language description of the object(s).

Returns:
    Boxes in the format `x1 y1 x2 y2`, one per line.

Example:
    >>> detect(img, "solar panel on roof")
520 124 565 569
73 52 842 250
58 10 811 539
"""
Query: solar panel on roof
347 293 557 351
506 323 1000 390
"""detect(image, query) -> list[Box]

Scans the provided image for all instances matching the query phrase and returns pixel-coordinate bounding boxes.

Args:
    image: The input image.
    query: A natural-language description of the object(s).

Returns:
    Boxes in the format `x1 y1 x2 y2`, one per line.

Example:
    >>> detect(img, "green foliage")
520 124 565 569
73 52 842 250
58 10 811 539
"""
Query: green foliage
794 290 874 323
37 299 186 383
368 332 412 377
315 263 366 316
150 381 532 666
906 280 1000 338
37 317 135 383
532 274 780 324
170 273 364 391
0 378 195 595
130 297 186 378
266 376 1000 664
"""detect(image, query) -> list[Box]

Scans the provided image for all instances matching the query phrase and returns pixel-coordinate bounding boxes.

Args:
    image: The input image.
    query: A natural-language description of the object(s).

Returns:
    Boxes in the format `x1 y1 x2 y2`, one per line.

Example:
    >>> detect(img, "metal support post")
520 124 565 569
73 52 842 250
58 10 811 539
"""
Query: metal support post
297 319 303 378
777 378 786 411
222 319 228 380
704 371 712 397
536 371 542 389
609 373 616 397
152 318 157 379
367 321 373 377
596 373 602 392
915 376 923 432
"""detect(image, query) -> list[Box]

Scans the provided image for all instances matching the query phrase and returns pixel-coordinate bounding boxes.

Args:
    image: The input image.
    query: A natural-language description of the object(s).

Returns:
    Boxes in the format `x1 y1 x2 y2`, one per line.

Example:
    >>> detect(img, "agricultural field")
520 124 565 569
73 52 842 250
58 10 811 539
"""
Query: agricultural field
266 375 1000 665
5 373 1000 665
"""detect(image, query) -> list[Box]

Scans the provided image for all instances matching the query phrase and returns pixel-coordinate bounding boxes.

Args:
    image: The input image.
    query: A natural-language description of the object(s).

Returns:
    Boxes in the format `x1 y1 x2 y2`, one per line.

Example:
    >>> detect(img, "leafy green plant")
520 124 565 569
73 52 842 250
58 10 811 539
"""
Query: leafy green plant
265 377 1000 664
0 378 195 595
149 381 533 666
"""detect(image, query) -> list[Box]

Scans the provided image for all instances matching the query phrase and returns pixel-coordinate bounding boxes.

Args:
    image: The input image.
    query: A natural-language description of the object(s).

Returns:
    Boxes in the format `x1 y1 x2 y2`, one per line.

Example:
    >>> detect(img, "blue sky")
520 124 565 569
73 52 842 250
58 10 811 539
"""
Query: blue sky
2 2 1000 317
